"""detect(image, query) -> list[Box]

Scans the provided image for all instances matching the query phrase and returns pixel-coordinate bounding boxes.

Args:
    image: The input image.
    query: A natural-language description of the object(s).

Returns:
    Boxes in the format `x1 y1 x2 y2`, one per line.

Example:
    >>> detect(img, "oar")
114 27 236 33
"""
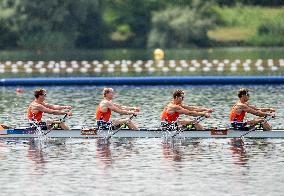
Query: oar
171 116 206 138
43 114 68 136
106 114 136 140
239 115 275 139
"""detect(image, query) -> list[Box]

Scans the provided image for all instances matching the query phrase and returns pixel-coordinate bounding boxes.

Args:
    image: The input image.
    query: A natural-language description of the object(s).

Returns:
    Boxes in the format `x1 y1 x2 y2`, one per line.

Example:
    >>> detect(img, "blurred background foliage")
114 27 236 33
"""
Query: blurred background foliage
0 0 284 50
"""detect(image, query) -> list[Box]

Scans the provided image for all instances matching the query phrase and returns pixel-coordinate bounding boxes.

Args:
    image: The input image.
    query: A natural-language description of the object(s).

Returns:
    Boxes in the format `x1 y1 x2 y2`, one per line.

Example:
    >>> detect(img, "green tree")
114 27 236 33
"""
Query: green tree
12 0 101 50
148 0 216 48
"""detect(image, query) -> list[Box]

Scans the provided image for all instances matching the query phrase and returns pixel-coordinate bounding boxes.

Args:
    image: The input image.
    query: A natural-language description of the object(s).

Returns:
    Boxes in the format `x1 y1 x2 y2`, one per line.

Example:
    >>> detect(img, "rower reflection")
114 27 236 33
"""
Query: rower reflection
96 139 112 166
229 138 249 166
162 140 182 162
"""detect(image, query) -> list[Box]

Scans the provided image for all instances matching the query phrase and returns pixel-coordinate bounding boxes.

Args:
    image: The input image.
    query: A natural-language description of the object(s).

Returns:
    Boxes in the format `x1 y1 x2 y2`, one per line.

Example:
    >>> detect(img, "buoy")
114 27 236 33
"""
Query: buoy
16 88 24 94
154 48 164 61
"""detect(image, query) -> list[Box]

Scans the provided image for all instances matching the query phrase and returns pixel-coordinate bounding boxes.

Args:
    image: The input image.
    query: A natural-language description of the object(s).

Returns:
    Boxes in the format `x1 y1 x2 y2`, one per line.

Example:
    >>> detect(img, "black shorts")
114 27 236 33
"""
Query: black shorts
161 121 178 131
30 121 48 130
97 120 113 130
230 122 249 131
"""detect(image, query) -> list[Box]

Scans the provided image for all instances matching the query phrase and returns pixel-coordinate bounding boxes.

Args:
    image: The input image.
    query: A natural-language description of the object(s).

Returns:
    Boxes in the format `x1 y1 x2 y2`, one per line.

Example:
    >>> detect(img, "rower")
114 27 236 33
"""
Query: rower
27 88 72 130
229 88 275 131
96 88 139 130
161 89 213 131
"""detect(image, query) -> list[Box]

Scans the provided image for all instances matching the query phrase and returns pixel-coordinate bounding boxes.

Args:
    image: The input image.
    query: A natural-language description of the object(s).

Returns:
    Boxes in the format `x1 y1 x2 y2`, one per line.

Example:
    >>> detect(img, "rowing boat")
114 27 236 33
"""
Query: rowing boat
1 128 284 138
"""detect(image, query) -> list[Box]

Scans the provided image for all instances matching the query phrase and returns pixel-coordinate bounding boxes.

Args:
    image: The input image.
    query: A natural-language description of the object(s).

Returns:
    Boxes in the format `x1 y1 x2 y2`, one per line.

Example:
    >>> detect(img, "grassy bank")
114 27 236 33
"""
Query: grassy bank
208 6 284 46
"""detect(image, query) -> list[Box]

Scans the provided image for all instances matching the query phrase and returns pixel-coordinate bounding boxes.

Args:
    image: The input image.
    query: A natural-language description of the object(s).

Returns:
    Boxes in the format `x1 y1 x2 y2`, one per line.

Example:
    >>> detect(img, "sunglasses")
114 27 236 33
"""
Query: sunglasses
41 93 47 97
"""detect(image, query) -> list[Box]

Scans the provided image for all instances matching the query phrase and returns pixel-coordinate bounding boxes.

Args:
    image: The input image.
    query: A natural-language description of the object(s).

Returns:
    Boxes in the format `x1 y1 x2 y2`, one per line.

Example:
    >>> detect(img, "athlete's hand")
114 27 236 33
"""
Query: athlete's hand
66 111 72 116
64 106 72 110
133 107 140 112
204 113 211 118
207 108 214 113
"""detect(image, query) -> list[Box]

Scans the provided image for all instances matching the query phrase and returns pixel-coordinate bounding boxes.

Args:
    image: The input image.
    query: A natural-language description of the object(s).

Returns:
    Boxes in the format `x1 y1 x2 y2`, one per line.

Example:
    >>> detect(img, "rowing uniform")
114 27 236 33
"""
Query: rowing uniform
96 103 112 129
229 103 248 130
160 105 179 130
27 101 47 130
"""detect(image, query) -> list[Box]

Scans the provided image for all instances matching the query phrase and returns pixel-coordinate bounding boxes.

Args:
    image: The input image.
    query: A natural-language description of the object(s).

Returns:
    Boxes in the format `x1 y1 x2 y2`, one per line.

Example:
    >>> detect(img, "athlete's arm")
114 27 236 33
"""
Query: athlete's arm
108 102 138 115
35 104 72 116
44 102 72 110
182 104 214 113
247 104 275 113
241 104 271 117
174 105 210 117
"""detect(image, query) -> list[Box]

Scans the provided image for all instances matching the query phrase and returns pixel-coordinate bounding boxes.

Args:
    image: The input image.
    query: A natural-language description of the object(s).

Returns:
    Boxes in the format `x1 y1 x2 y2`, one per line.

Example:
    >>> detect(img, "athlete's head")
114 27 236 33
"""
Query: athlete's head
238 88 250 101
173 89 185 103
103 88 114 99
34 88 46 101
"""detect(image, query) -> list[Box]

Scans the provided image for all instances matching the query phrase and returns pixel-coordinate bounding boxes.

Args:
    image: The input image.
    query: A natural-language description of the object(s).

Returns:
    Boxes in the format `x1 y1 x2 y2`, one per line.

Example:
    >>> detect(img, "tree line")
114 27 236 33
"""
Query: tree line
0 0 284 50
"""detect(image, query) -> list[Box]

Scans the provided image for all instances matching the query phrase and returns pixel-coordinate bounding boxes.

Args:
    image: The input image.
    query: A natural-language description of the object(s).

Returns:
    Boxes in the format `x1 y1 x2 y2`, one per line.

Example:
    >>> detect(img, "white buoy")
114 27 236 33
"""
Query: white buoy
189 67 196 72
135 67 142 73
94 67 101 73
162 67 169 72
107 67 114 73
202 59 208 64
16 61 23 65
223 59 230 64
80 67 88 73
92 60 99 65
191 59 197 64
145 63 152 68
5 61 12 65
175 67 182 72
11 68 18 73
206 63 212 67
84 63 91 69
114 60 121 65
257 66 264 71
181 62 188 68
121 67 128 73
212 59 219 64
217 66 224 72
39 68 47 73
35 64 42 69
72 63 79 69
202 67 210 72
194 63 200 68
52 68 60 73
157 61 164 68
25 68 33 73
136 60 143 65
96 64 103 69
103 60 110 65
270 66 278 71
169 62 176 68
148 67 156 73
244 66 251 72
82 60 88 65
66 67 73 73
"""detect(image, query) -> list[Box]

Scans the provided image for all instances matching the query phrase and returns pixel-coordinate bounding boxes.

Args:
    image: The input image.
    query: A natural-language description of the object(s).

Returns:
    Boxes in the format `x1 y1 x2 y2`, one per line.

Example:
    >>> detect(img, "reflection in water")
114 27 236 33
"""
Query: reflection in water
229 138 249 166
161 139 182 162
96 139 112 166
27 140 45 165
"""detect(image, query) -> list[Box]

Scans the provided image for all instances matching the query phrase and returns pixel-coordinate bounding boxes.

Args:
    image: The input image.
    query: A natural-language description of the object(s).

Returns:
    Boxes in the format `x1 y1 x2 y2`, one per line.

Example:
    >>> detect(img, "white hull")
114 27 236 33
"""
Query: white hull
1 128 284 139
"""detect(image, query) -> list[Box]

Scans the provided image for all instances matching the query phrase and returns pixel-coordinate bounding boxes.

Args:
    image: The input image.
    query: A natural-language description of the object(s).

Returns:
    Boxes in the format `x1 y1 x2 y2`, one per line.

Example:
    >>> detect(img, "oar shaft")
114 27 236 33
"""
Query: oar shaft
106 114 136 140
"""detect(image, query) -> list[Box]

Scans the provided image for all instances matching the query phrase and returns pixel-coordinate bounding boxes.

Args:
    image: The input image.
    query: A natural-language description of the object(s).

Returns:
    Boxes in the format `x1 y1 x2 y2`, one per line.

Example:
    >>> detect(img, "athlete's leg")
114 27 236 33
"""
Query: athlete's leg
112 119 138 130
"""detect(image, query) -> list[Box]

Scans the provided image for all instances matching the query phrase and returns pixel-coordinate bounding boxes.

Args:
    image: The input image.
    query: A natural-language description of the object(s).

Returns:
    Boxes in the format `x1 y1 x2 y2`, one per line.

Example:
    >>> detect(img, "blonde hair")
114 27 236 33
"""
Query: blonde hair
103 88 113 97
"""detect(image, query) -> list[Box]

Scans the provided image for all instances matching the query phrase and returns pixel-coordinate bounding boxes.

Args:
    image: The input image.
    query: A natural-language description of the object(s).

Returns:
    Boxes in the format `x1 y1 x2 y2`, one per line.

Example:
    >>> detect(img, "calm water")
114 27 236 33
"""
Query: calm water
0 85 284 196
